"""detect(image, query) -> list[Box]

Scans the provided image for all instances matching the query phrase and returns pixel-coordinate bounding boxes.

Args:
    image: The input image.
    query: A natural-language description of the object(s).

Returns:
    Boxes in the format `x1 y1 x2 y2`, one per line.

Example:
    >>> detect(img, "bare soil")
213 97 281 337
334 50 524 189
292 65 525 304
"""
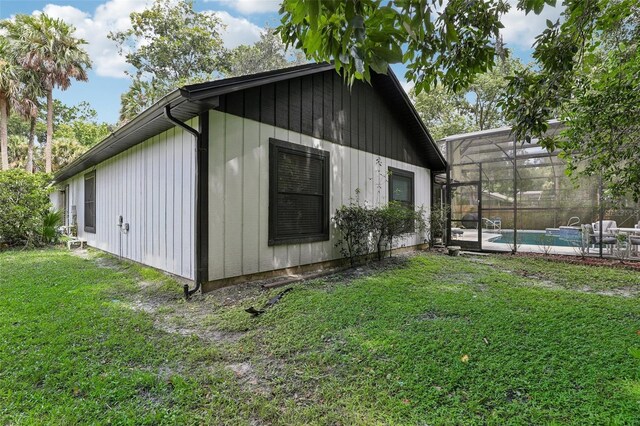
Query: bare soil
510 252 640 271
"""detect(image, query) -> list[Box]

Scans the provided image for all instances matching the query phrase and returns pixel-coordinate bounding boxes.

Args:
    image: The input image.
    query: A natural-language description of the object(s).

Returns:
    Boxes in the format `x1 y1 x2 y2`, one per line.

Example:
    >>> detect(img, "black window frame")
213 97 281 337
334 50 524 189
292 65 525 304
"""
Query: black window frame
388 167 415 232
269 138 330 246
84 170 96 233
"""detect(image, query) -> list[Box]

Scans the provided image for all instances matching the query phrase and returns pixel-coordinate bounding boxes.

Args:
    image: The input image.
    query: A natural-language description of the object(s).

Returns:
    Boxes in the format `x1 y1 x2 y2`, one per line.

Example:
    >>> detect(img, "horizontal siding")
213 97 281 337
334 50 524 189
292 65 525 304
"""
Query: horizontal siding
59 120 197 280
208 110 431 281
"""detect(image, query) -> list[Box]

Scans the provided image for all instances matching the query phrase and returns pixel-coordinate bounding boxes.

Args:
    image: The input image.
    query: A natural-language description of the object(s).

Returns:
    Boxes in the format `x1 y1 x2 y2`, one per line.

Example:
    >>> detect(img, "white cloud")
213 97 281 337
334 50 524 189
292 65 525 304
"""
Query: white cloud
36 1 266 78
213 0 280 14
212 11 262 48
41 0 149 78
500 2 563 50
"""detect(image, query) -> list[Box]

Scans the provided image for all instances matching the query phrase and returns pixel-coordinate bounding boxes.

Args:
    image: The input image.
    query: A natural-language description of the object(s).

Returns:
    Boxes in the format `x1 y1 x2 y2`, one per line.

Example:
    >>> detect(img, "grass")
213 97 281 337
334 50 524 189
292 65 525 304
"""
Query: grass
0 249 639 425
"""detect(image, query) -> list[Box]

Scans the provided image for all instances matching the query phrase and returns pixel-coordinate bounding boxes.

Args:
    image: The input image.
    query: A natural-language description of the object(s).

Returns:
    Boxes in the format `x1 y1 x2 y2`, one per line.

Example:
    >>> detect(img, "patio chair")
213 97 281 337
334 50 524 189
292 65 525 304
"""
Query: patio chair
483 217 502 230
593 220 617 234
629 222 640 257
451 228 464 239
629 235 640 257
581 223 617 254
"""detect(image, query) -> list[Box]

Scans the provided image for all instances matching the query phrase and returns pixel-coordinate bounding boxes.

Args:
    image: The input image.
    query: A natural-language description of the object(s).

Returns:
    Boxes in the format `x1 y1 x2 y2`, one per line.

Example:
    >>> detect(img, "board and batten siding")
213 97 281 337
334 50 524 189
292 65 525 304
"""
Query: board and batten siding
208 110 431 281
59 119 197 280
219 70 430 169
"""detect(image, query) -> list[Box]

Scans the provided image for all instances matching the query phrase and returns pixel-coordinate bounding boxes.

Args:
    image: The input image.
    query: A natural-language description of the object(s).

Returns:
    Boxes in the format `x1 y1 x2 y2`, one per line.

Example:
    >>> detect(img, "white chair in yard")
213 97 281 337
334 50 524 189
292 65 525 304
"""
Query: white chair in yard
582 223 617 254
593 220 617 235
629 221 640 257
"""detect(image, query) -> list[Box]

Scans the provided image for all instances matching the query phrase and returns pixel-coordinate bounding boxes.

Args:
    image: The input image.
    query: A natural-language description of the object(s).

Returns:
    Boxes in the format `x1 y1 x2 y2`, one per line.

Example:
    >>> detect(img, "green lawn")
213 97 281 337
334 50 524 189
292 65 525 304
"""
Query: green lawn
1 249 639 425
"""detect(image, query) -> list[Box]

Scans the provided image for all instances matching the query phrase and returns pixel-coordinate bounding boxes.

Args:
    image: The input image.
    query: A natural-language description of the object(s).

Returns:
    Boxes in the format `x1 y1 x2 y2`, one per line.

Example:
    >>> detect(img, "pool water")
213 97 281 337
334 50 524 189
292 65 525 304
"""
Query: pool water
489 230 582 247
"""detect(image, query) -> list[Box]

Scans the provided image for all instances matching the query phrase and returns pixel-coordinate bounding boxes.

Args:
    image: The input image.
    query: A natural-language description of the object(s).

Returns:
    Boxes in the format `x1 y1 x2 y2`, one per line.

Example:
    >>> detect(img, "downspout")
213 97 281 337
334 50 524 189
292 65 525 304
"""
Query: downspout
163 105 208 298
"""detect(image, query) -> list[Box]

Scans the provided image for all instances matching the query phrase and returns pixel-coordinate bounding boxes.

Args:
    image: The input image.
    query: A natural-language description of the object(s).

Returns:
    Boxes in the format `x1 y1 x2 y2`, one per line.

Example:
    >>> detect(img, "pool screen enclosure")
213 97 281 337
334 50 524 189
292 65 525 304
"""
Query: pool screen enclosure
440 121 640 256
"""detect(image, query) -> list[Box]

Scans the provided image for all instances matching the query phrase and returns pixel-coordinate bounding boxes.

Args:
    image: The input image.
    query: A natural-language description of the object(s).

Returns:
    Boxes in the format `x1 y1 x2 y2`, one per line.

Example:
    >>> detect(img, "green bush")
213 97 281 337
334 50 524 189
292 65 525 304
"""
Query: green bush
333 202 374 266
0 170 52 247
429 204 449 243
373 202 427 260
42 210 63 244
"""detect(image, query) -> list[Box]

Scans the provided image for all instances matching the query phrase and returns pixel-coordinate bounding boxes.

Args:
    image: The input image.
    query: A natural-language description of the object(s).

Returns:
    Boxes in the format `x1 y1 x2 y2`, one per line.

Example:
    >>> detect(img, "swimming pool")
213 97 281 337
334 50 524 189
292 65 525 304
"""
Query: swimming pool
488 230 582 247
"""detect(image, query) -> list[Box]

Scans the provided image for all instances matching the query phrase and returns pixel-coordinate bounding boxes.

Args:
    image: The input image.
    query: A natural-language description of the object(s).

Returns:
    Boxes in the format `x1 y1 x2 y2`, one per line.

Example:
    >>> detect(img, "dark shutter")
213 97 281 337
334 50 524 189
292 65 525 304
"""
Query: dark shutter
84 171 96 233
269 139 330 245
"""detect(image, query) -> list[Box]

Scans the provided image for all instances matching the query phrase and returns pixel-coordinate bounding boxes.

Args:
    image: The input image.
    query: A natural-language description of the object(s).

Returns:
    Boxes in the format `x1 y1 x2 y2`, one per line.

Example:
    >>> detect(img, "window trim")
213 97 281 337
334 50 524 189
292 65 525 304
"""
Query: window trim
84 170 96 234
388 167 415 207
268 138 330 246
388 167 415 232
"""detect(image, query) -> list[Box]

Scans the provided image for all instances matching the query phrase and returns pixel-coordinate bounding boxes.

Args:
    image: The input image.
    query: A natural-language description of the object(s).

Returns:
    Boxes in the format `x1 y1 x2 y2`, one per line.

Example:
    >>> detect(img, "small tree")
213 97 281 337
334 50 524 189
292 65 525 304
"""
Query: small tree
0 169 51 246
333 201 373 266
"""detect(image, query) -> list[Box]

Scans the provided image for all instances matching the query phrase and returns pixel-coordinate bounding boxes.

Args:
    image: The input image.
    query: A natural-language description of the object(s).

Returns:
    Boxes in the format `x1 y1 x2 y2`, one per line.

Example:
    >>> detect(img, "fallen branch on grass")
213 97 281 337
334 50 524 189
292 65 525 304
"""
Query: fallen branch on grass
245 288 293 316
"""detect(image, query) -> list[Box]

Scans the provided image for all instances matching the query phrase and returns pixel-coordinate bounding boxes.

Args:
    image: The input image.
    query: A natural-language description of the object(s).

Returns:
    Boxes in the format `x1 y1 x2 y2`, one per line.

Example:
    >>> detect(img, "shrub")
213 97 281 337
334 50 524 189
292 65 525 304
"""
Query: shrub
0 170 52 247
429 204 449 244
373 202 427 259
333 202 374 266
42 210 63 244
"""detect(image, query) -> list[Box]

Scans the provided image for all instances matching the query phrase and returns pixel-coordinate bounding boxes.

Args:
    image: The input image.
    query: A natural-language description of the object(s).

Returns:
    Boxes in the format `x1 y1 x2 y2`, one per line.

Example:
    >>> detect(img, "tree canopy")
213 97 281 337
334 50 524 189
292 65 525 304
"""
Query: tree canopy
411 57 522 140
278 0 640 201
0 38 22 170
225 28 306 78
5 99 111 173
278 0 511 91
110 0 227 123
502 0 640 201
2 13 91 173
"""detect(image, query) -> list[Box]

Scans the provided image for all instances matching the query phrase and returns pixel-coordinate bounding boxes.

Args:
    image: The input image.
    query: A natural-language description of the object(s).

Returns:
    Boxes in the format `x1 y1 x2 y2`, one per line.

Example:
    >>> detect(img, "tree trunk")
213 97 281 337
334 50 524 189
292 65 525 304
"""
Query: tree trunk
45 89 53 173
26 116 36 173
0 97 8 171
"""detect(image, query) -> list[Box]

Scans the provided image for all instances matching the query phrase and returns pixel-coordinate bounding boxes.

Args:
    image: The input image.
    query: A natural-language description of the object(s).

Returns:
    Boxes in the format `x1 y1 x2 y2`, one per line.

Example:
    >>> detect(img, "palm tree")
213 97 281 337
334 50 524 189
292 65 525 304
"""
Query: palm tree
0 38 21 171
14 71 43 173
4 14 91 173
118 78 157 125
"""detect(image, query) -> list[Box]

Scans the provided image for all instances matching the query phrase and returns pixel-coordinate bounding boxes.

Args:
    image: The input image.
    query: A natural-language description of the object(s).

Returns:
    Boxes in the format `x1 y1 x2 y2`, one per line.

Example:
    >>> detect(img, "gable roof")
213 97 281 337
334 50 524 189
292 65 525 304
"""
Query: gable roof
55 63 445 182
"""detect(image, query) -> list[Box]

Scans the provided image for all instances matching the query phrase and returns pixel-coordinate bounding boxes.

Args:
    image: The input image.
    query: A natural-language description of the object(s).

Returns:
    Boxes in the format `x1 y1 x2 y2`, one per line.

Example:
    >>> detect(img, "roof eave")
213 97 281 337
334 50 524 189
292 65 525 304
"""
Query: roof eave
380 69 447 172
53 89 185 183
181 63 336 101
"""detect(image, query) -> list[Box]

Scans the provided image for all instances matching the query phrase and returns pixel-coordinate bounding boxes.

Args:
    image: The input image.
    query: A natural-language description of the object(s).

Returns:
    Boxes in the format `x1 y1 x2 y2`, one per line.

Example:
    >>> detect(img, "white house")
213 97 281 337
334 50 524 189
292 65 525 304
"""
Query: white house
53 63 447 294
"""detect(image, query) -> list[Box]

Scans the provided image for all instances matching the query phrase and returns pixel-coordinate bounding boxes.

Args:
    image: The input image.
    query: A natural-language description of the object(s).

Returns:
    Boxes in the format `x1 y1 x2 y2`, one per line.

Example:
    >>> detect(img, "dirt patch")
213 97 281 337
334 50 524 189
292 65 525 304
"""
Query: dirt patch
160 322 245 343
125 296 247 344
86 249 416 404
320 254 411 287
591 288 638 298
71 249 93 260
202 281 267 306
227 362 269 395
466 257 495 266
226 357 289 397
510 252 640 271
512 270 639 297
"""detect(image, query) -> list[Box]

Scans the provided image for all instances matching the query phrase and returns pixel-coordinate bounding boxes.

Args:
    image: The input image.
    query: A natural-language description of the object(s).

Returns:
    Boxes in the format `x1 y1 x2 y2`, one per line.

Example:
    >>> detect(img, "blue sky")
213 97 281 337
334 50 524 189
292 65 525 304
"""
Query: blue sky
0 0 561 124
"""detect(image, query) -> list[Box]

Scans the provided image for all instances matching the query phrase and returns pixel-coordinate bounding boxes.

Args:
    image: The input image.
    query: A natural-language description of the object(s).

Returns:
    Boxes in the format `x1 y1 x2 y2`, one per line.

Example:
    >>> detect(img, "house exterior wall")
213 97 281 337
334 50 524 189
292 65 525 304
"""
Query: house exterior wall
219 70 430 168
207 110 431 282
58 119 197 280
